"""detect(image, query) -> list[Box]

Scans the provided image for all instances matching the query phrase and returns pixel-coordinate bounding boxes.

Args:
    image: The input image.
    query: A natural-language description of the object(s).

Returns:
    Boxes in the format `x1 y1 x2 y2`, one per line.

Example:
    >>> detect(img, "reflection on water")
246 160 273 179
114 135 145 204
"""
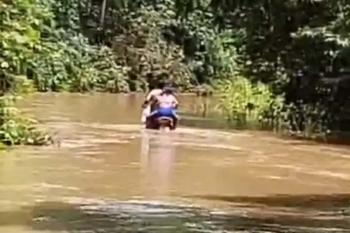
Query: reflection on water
140 130 176 196
0 92 349 232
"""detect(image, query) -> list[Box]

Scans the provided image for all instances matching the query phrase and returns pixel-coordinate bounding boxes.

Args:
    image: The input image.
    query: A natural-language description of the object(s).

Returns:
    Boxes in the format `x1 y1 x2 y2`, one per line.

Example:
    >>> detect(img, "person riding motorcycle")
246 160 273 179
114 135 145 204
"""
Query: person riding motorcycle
148 86 178 129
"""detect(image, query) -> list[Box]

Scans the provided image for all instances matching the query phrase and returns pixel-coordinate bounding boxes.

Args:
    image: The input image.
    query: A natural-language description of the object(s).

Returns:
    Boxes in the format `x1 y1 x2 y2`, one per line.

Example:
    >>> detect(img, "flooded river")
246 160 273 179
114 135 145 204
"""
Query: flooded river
1 93 350 232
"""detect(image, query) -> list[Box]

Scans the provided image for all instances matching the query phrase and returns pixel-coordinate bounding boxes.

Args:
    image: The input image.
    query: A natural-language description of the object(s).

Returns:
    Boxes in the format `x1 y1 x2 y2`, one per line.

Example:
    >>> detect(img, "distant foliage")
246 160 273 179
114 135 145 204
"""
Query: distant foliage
111 4 194 91
176 0 350 137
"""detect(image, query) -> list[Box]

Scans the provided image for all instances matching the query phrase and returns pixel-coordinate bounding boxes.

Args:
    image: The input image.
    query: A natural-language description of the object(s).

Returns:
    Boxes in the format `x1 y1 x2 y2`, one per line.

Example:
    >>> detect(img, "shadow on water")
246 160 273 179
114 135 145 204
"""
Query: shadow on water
0 195 349 233
187 193 350 209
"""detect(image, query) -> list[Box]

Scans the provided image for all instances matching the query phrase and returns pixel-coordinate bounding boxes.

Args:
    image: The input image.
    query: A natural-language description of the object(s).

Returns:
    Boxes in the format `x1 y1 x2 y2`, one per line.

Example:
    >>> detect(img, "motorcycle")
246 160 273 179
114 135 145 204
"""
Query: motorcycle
145 115 175 131
156 116 174 131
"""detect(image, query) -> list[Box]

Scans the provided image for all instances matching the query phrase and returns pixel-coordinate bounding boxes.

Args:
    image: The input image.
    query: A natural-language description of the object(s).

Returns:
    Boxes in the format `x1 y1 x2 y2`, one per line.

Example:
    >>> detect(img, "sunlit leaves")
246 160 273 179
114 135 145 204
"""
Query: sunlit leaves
0 95 52 146
215 75 280 127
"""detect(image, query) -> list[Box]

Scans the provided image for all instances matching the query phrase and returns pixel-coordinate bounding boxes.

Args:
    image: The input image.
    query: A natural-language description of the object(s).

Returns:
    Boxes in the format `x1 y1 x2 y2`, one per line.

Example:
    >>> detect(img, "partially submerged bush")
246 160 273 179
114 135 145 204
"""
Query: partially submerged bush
13 75 36 94
0 95 53 146
215 75 332 139
281 101 331 139
215 75 282 128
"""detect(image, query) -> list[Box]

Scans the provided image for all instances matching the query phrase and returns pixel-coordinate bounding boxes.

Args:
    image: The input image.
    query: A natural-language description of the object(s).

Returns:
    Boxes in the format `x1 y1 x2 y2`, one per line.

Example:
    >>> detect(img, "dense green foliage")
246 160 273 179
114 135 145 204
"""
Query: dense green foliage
0 0 53 146
174 0 350 138
1 0 350 141
0 95 52 145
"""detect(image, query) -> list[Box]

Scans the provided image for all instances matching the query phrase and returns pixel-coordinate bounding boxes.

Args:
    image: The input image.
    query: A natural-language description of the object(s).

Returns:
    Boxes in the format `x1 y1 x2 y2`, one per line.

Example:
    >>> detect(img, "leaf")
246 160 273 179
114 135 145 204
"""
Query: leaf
0 61 9 68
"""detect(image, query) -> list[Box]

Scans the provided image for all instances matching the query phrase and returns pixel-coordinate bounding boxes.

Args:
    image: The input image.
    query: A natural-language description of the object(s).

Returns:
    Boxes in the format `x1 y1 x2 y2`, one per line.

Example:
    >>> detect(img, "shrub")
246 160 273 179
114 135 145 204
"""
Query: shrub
215 75 283 128
0 95 52 146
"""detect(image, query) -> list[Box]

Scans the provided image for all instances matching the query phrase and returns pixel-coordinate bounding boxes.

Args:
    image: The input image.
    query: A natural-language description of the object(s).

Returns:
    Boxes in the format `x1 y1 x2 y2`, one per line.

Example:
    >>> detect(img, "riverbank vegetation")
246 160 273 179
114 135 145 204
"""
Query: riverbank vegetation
1 0 350 143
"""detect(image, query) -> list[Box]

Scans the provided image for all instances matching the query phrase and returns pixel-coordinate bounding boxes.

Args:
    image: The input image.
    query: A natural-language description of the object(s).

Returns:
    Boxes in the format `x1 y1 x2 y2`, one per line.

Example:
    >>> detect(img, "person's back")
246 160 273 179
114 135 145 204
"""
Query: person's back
153 87 178 118
157 92 178 109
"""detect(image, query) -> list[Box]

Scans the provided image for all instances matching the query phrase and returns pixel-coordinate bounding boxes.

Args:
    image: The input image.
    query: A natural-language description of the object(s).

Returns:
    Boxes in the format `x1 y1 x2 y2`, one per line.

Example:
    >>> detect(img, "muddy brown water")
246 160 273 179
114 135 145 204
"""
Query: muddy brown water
0 93 350 232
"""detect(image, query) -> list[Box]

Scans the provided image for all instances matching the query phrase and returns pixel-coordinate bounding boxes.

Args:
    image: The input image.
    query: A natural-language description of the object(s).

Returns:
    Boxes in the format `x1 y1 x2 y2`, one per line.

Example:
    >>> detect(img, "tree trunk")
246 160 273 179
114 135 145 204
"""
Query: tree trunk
99 0 108 28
